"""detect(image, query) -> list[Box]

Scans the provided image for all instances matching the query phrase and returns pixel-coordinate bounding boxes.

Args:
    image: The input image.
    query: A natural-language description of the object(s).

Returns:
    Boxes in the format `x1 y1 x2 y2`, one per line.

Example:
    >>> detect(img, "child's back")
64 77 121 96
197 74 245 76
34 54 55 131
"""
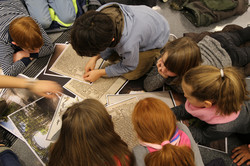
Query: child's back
132 97 203 166
48 99 132 166
172 65 250 144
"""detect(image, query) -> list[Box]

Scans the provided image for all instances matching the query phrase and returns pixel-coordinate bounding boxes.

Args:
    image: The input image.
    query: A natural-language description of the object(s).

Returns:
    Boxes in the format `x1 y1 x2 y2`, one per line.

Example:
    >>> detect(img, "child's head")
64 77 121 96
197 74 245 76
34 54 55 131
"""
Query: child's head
158 37 201 79
49 99 131 166
182 65 249 115
71 10 115 57
132 97 194 166
9 16 43 51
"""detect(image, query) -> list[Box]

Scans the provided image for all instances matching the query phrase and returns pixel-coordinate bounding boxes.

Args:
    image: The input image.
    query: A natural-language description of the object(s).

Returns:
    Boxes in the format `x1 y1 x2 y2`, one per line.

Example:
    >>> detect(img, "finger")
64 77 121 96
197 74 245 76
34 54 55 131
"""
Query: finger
156 62 161 68
236 156 248 166
233 153 244 164
83 72 89 78
232 150 241 158
51 85 63 92
42 93 57 99
232 147 242 153
84 77 91 82
84 67 90 73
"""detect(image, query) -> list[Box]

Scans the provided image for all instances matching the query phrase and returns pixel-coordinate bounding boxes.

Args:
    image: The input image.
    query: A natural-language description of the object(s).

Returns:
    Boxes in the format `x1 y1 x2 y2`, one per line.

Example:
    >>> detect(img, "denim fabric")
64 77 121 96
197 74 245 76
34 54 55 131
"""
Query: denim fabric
0 149 21 166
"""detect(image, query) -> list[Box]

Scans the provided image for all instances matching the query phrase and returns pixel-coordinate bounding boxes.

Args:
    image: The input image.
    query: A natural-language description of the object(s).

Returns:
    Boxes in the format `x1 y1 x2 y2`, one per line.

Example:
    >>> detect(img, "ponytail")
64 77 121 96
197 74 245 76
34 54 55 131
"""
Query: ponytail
145 144 194 166
132 98 195 166
217 67 249 115
183 65 249 115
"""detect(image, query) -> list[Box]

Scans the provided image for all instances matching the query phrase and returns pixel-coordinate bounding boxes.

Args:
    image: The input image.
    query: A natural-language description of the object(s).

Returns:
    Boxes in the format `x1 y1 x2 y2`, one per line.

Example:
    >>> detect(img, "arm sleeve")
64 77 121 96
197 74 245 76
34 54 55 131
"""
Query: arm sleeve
0 41 27 76
37 22 54 58
143 65 165 91
189 125 232 145
177 122 204 166
105 46 139 77
100 48 115 60
171 104 194 120
132 145 147 166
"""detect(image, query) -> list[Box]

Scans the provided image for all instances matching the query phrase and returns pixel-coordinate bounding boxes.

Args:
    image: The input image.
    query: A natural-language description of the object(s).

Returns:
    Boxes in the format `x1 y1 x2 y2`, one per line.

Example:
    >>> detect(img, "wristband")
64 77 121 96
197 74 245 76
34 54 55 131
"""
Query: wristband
25 79 37 90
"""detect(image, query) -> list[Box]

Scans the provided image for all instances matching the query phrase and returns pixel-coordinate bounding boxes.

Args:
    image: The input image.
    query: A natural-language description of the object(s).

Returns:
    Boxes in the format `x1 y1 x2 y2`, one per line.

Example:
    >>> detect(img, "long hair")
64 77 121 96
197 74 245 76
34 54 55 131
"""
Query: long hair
162 37 201 84
49 99 132 166
132 98 194 166
9 16 43 50
183 65 249 115
71 10 115 57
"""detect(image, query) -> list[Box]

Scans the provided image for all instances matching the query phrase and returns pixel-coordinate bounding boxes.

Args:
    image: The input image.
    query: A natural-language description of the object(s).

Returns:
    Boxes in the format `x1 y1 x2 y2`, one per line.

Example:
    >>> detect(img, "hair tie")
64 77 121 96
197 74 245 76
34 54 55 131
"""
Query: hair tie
220 69 224 78
161 140 170 146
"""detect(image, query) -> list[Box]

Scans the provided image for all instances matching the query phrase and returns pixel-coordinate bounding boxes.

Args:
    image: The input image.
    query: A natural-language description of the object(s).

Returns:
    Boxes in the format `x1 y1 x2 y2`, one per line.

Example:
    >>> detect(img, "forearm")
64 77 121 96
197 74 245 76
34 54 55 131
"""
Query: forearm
1 60 27 76
0 43 26 76
143 66 165 91
0 75 31 89
92 54 101 61
38 25 54 57
189 126 232 145
98 69 106 76
0 76 62 98
171 104 194 120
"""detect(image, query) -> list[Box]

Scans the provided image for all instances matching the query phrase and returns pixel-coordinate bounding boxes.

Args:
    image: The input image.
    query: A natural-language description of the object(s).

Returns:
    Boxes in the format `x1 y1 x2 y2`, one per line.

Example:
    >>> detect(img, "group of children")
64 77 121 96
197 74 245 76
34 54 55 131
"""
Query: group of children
0 0 250 165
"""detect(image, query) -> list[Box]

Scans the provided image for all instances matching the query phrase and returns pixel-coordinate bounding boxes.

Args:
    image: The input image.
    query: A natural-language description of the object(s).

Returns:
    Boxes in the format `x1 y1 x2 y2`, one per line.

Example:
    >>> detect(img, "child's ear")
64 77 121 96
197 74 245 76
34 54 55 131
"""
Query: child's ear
11 41 18 46
204 100 213 108
112 38 115 42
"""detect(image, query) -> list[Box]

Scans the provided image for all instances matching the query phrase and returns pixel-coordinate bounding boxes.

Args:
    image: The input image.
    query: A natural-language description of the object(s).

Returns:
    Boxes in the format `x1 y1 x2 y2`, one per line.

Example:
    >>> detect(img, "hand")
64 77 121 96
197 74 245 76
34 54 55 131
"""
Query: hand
231 144 250 166
13 51 30 62
85 55 100 73
156 58 168 78
83 69 106 82
29 80 63 98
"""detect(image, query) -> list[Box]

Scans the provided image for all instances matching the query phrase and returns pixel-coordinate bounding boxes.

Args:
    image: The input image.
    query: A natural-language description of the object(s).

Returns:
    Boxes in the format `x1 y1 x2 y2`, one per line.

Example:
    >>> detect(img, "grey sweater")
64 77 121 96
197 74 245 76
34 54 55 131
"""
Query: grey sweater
132 122 204 166
171 101 250 145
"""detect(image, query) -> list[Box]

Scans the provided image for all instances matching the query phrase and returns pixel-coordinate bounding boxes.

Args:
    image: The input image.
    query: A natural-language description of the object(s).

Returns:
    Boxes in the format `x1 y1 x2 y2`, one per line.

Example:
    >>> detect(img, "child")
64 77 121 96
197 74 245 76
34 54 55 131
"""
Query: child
23 0 77 29
71 2 170 82
144 26 250 93
172 65 250 145
48 99 132 166
144 37 201 93
132 97 204 166
0 0 54 76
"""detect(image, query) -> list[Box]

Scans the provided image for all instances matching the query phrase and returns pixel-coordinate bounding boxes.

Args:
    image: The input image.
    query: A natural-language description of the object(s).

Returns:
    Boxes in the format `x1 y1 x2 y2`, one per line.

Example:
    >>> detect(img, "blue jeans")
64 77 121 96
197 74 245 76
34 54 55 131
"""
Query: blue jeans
0 149 21 166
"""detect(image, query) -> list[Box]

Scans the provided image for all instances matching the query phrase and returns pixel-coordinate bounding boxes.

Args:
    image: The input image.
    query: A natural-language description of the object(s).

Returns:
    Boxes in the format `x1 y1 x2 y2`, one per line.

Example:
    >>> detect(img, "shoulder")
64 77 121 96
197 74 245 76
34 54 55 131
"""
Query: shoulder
177 122 205 166
132 145 148 155
132 145 148 166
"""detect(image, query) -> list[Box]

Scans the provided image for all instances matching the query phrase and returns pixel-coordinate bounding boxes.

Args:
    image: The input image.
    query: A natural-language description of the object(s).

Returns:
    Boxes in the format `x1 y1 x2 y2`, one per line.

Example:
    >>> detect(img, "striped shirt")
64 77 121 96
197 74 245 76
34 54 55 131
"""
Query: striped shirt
0 0 54 76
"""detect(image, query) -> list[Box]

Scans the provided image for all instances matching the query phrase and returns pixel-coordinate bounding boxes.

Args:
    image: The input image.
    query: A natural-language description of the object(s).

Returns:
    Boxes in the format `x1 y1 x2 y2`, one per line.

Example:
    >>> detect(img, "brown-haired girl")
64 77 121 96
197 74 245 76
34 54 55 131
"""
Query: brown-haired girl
144 37 202 93
132 97 204 166
172 65 250 145
144 27 250 93
48 99 132 166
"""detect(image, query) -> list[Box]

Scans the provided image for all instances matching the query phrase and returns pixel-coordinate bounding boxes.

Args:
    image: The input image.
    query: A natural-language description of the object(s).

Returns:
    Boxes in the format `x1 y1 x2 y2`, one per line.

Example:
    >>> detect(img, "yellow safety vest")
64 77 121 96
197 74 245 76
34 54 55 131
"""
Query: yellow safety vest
48 0 78 27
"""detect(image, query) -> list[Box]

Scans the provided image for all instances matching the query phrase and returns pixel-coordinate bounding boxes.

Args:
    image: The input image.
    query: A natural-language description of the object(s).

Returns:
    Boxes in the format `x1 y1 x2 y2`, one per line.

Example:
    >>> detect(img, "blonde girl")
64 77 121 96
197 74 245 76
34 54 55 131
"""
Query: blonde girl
49 99 132 166
132 97 204 166
172 65 250 145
